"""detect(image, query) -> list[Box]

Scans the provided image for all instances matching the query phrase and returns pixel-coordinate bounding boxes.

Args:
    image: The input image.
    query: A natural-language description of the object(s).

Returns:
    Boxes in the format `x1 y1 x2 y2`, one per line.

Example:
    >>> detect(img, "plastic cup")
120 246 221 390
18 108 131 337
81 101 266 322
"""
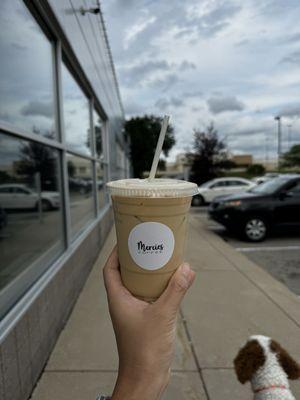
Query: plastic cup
107 178 198 301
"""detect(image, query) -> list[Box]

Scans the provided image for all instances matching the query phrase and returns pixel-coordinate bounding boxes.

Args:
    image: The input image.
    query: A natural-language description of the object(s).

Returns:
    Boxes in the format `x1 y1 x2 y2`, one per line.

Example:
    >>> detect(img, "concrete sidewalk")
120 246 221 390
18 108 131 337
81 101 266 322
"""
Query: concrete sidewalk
31 212 300 400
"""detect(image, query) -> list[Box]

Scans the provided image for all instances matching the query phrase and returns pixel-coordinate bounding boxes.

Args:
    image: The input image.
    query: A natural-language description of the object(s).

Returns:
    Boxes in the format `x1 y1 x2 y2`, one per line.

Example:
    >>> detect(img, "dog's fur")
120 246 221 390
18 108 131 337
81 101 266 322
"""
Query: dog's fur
234 335 300 400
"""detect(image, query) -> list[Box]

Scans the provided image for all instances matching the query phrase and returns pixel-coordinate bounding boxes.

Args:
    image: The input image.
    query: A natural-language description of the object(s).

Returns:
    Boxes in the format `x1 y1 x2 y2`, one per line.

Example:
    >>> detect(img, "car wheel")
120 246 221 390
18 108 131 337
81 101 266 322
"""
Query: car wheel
192 195 204 207
40 199 52 212
243 217 268 242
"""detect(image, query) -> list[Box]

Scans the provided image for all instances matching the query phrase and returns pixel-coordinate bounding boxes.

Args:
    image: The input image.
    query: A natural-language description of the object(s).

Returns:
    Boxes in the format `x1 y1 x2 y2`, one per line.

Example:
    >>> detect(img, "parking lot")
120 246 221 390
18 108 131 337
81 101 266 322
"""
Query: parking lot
192 207 300 296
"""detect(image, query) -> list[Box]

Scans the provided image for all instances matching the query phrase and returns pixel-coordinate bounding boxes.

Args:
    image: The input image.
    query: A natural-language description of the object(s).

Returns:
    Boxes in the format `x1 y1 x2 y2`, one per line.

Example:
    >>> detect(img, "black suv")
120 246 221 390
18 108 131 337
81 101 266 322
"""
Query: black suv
208 175 300 241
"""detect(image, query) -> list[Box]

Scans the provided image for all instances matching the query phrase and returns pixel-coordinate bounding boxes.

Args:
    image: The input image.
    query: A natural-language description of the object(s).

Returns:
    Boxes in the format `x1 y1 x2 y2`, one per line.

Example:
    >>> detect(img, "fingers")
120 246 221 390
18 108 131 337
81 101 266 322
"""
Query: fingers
156 263 195 312
103 246 124 296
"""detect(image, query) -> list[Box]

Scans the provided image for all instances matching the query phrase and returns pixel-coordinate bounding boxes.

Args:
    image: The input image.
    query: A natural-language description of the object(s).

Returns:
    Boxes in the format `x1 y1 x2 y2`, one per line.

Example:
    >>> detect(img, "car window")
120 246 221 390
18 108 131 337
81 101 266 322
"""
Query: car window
227 180 248 186
15 187 30 194
286 180 300 195
0 187 13 193
250 176 291 194
235 180 248 186
211 181 226 188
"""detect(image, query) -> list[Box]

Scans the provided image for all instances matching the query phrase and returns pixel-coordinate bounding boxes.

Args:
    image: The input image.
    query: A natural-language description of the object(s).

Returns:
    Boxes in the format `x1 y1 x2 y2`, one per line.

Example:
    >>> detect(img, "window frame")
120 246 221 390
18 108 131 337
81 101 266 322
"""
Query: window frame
0 0 113 325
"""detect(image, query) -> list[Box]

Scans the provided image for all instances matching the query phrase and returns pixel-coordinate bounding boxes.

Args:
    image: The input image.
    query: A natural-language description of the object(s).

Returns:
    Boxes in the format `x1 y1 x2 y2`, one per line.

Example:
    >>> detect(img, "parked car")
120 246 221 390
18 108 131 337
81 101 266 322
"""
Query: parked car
208 175 300 242
0 184 60 211
252 173 282 185
192 177 254 206
0 206 7 229
69 178 92 194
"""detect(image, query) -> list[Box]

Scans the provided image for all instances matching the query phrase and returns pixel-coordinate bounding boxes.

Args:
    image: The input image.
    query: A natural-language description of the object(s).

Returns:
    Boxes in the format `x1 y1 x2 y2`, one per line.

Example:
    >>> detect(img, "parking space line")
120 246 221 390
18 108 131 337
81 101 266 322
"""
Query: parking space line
236 245 300 252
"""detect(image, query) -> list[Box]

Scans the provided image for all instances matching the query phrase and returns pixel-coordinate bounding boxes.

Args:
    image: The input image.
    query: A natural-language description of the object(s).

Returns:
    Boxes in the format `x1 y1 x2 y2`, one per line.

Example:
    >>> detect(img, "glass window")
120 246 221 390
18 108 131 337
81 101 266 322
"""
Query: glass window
0 132 64 318
67 154 95 238
62 63 92 155
211 181 226 188
116 143 126 179
286 180 300 194
228 180 248 186
96 162 108 210
93 110 104 159
0 0 56 138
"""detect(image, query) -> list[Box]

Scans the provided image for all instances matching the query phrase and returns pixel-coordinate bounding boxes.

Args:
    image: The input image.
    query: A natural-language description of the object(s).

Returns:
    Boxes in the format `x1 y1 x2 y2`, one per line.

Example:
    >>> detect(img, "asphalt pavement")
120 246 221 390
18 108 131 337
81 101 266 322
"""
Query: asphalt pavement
192 206 300 296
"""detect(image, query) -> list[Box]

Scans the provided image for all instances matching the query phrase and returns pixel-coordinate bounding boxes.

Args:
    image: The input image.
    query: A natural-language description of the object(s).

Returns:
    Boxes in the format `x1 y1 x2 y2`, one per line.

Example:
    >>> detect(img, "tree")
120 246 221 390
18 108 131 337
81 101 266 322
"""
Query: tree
189 123 227 184
124 115 175 178
246 164 266 176
67 161 75 177
16 129 57 190
0 171 12 184
281 144 300 168
158 159 166 171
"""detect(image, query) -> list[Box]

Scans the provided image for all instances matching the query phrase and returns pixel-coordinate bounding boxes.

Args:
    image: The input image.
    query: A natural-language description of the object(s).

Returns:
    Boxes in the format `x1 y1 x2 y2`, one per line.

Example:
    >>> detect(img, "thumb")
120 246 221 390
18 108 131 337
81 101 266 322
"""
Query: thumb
157 263 195 312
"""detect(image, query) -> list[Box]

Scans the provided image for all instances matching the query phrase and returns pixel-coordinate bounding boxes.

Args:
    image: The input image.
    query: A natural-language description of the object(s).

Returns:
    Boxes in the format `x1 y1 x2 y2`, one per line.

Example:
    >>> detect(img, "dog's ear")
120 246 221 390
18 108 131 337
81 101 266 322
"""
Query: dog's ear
270 340 300 380
234 339 265 384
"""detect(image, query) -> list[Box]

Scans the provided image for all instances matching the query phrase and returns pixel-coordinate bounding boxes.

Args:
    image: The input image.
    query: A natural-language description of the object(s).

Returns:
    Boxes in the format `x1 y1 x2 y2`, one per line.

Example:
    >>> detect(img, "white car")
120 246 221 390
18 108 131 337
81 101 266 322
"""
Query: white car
192 177 255 206
0 184 60 211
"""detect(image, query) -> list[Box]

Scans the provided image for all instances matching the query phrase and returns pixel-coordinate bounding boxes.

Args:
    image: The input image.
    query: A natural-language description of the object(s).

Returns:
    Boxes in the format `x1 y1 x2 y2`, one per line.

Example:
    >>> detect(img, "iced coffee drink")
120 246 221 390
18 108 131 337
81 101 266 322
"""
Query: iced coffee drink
107 178 198 301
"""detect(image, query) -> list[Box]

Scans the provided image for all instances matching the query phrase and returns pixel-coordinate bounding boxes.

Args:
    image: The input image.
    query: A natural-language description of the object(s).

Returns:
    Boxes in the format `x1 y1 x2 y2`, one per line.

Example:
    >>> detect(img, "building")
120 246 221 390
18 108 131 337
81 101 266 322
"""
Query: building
255 158 278 171
231 154 253 167
0 1 129 399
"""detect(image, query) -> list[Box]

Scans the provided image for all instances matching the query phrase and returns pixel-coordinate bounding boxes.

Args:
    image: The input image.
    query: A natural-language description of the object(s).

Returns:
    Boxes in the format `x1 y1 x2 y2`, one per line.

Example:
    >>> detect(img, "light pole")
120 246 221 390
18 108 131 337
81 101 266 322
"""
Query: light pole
274 115 282 170
287 123 292 150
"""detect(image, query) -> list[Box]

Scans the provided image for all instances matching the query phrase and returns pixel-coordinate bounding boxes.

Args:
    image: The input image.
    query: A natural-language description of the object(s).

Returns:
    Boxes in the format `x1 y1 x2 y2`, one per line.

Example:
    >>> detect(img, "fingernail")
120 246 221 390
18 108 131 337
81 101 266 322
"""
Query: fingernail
181 263 191 278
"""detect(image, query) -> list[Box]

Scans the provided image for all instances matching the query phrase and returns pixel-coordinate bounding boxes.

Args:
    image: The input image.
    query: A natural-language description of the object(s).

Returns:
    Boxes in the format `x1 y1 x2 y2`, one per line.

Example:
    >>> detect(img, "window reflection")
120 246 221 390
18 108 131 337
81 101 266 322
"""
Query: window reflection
93 110 104 159
62 64 92 155
0 0 56 138
96 162 106 210
67 154 95 238
116 143 126 179
0 132 64 316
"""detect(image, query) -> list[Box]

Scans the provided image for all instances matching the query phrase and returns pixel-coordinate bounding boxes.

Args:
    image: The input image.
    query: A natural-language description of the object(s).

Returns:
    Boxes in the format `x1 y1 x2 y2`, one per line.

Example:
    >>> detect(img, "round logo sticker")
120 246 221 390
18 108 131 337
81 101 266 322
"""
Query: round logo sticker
128 222 175 270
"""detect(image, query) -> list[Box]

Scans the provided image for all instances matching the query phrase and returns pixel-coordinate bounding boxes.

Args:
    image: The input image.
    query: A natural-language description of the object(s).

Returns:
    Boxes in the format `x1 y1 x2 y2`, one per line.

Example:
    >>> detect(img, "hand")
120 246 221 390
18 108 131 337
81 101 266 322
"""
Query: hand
103 247 195 400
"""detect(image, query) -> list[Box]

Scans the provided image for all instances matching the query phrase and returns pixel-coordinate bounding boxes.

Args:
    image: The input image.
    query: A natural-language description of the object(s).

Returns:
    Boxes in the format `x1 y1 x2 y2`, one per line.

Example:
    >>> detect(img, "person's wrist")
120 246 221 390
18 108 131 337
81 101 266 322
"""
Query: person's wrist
112 366 170 400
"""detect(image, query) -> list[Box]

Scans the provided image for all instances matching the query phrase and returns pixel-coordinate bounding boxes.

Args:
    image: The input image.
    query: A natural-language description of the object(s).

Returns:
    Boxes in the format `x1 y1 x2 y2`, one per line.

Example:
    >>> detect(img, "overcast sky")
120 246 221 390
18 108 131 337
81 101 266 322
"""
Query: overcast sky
102 0 300 161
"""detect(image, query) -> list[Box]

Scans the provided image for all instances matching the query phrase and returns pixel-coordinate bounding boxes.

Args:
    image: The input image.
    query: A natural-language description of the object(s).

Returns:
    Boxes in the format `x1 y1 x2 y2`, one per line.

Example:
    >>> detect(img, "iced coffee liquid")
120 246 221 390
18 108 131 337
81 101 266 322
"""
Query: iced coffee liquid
112 195 192 301
107 179 198 301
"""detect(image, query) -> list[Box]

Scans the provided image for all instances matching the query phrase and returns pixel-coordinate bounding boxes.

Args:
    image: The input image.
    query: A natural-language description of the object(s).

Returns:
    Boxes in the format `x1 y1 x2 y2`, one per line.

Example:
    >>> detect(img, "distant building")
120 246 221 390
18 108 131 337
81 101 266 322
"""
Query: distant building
149 153 191 180
231 154 253 167
255 158 278 171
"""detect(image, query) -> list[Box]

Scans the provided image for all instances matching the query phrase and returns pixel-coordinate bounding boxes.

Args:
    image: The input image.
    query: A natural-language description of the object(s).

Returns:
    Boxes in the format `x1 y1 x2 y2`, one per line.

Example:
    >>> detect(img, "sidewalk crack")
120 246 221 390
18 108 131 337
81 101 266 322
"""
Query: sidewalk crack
179 309 211 400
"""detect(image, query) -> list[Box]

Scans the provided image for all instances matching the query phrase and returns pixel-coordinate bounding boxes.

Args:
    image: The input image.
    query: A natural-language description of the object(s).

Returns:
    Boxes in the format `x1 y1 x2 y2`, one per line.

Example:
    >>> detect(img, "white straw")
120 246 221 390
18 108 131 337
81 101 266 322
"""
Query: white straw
148 115 170 181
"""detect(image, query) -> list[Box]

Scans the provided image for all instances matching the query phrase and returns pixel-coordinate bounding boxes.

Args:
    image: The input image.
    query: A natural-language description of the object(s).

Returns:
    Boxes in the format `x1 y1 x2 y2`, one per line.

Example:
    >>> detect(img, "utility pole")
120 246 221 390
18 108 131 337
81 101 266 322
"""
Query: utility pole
265 132 269 164
274 116 282 170
287 124 292 151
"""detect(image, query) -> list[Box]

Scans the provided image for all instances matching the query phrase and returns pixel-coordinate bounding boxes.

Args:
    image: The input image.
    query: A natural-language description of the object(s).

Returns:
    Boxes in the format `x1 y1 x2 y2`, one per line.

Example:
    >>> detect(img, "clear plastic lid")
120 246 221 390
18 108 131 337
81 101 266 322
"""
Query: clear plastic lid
107 178 198 198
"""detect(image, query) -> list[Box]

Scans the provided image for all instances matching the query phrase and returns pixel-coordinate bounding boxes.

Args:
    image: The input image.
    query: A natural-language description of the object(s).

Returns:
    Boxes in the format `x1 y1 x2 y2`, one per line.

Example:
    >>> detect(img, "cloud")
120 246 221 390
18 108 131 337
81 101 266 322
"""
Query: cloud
280 50 300 65
281 32 300 44
207 96 245 114
155 97 184 110
235 39 249 47
174 28 194 39
192 2 242 38
277 103 300 117
120 60 171 85
119 59 195 87
150 73 179 91
183 90 203 98
124 15 157 49
179 61 196 71
21 101 53 118
124 101 144 116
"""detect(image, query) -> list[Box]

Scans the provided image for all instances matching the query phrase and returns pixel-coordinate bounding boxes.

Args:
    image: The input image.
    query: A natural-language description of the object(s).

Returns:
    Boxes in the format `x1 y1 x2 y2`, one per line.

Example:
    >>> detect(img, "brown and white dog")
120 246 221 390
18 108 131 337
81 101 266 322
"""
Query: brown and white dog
234 335 300 400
